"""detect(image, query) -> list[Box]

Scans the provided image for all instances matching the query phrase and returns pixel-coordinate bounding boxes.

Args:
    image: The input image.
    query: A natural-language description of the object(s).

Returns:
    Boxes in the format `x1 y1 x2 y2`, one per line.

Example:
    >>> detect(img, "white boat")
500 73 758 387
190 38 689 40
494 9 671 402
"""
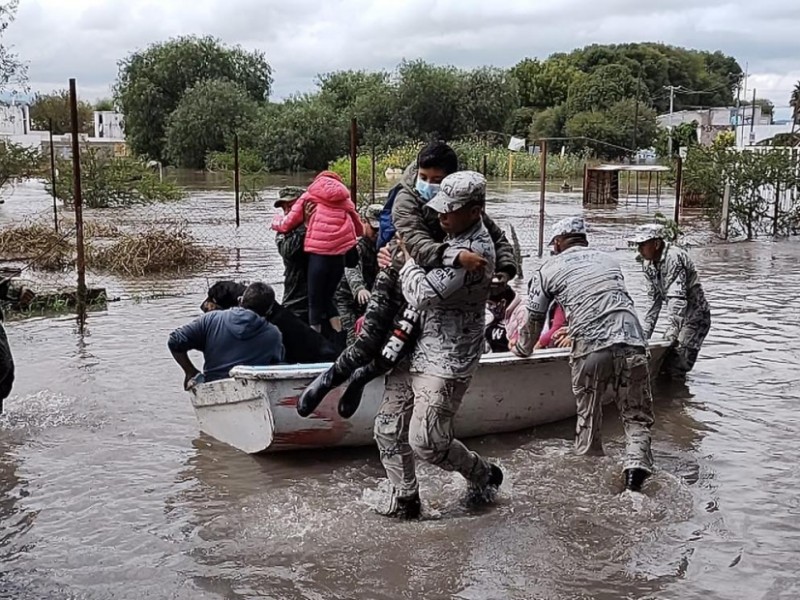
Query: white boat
188 342 672 454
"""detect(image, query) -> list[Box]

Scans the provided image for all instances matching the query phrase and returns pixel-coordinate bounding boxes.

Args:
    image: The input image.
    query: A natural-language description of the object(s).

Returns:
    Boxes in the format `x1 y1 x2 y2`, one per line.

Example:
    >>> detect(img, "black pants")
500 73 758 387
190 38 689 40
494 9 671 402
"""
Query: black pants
307 253 344 327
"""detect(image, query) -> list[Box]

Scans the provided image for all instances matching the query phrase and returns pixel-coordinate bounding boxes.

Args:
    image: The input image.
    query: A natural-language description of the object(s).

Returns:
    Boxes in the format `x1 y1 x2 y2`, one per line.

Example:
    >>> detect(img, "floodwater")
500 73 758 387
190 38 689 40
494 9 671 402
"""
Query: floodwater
1 176 799 599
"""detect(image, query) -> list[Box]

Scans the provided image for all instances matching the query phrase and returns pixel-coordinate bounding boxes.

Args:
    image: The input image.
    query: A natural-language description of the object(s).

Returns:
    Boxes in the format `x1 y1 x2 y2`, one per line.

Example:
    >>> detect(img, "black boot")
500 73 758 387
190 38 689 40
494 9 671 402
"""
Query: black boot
624 468 650 492
296 364 348 417
338 362 383 419
375 492 422 520
463 463 503 507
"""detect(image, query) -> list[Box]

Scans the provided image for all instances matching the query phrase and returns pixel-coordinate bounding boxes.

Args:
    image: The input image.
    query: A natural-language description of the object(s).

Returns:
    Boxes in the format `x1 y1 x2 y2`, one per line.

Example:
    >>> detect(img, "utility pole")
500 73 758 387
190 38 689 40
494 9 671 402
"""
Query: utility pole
749 87 757 145
631 65 642 159
667 85 676 157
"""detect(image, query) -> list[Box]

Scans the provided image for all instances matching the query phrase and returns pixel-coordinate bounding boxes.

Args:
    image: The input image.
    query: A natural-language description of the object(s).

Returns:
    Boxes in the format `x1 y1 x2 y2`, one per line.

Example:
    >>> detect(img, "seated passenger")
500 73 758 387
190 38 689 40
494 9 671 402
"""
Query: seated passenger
484 278 521 353
200 280 341 364
535 301 570 349
168 282 284 389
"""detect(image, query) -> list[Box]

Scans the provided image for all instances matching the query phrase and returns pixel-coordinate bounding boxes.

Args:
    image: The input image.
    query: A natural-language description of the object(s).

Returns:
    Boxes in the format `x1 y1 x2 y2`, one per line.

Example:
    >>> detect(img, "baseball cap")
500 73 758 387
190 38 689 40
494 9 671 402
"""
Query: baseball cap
426 171 486 214
548 216 587 245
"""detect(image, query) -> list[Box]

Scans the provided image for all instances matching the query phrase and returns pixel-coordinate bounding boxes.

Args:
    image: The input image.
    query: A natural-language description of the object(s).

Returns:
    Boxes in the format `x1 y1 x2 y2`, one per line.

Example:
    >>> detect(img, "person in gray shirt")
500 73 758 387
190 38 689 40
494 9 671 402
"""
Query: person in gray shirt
511 216 655 492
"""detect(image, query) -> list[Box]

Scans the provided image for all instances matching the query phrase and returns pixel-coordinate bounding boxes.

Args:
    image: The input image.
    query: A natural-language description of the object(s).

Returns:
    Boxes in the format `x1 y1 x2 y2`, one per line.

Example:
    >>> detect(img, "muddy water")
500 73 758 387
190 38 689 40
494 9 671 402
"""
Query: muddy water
1 180 799 599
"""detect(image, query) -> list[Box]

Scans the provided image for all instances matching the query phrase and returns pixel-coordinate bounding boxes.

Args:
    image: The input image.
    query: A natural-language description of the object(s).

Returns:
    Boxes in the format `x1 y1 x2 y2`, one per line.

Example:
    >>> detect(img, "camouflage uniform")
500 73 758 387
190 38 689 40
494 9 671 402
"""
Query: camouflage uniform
629 224 711 379
274 187 309 323
516 217 655 473
374 172 497 498
334 206 381 345
329 164 517 379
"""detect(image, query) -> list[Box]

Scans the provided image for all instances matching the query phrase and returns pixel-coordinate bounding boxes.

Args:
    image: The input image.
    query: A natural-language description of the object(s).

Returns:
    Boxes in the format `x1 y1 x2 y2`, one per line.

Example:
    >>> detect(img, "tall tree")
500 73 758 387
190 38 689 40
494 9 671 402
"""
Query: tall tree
394 60 463 140
510 57 580 110
29 90 93 134
114 35 272 162
164 79 261 169
457 66 519 134
0 0 25 93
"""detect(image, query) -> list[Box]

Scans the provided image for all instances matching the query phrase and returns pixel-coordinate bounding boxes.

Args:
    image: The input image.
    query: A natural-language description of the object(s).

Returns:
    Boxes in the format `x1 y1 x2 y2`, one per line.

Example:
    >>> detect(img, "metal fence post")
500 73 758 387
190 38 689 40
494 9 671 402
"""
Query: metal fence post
49 118 58 233
673 156 683 224
69 78 87 320
233 132 240 228
720 182 731 239
537 139 547 258
349 118 358 204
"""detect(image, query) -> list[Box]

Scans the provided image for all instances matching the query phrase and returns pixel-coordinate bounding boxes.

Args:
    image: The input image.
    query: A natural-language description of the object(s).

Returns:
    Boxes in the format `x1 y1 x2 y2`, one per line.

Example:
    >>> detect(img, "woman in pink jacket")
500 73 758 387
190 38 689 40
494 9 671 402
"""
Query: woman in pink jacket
272 171 363 332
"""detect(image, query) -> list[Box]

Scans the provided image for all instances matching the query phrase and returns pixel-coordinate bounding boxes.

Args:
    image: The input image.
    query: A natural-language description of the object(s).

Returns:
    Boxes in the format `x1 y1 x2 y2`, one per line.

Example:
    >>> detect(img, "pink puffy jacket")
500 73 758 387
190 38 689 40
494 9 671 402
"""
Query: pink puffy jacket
272 171 363 256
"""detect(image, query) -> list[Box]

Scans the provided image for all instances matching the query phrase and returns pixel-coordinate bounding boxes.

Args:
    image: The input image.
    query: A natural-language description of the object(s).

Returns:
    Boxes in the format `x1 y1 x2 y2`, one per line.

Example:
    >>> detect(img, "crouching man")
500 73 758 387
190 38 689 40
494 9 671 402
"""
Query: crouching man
374 171 503 519
511 217 655 492
168 282 284 389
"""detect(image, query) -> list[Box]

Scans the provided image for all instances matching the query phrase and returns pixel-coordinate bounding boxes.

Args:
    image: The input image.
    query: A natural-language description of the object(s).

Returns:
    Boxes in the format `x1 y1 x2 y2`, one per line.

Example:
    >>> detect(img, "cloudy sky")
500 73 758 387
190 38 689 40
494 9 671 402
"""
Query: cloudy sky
5 0 799 117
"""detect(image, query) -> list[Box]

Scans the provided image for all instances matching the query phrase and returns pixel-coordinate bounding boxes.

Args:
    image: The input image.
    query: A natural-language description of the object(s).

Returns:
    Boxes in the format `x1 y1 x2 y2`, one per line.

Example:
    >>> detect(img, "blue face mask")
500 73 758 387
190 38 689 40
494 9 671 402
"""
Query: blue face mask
415 177 440 202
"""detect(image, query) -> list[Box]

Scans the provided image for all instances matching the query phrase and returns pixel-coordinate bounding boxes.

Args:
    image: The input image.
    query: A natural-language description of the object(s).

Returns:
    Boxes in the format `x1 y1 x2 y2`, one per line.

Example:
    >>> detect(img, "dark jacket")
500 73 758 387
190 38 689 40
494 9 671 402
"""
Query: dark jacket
390 165 518 278
334 235 379 310
268 303 341 364
168 307 284 382
275 225 309 323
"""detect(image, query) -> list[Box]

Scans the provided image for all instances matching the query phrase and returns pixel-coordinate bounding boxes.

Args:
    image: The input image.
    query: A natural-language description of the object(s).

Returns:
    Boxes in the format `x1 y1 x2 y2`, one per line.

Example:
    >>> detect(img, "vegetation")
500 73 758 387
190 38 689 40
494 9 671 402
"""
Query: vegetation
0 1 25 93
114 35 272 165
94 98 115 112
29 89 93 134
88 227 219 276
0 222 73 270
50 147 184 209
683 146 800 239
0 141 43 198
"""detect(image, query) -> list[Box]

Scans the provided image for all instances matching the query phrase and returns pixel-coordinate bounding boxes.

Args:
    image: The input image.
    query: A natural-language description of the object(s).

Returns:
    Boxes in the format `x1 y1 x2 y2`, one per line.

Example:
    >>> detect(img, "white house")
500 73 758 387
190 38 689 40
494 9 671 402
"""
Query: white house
93 111 124 140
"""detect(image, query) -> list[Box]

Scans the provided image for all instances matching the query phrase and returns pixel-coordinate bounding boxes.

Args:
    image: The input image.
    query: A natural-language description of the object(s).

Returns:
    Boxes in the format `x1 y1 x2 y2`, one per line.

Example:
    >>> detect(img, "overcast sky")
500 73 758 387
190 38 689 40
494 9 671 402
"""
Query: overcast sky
5 0 799 117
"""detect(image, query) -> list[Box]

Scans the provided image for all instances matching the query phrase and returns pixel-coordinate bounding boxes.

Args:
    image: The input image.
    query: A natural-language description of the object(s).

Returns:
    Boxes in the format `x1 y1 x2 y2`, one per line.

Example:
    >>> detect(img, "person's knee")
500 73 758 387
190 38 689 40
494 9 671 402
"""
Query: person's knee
409 416 450 465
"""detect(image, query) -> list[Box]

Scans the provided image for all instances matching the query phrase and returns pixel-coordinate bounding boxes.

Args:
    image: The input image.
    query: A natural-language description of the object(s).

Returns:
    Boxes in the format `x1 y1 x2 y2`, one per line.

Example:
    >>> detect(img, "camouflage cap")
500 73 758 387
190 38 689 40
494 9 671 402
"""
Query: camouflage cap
548 216 587 244
274 186 306 207
362 203 383 228
426 170 486 214
628 223 665 244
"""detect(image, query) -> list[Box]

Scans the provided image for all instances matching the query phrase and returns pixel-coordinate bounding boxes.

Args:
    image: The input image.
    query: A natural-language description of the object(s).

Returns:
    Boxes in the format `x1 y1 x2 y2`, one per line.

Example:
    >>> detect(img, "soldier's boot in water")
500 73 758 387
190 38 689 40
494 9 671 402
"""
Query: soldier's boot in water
624 468 650 492
463 463 504 507
338 361 385 419
296 364 349 417
375 491 421 520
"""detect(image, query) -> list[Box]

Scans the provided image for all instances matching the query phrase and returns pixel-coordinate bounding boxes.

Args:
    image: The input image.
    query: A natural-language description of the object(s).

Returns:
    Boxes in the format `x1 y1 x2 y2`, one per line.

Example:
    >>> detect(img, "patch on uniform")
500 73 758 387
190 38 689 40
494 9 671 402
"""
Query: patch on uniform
427 268 458 297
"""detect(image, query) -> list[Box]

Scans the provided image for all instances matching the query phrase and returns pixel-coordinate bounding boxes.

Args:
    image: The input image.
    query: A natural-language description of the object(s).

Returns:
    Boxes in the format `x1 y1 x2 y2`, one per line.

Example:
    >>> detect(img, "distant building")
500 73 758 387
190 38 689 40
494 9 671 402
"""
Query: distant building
93 111 124 140
657 106 773 147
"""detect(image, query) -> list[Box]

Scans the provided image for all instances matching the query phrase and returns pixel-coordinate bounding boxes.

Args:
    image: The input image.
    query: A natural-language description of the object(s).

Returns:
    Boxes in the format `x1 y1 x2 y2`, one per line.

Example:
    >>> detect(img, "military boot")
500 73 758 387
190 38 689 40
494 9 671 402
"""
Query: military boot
624 468 650 492
338 362 383 418
375 492 421 520
296 364 348 417
463 463 504 507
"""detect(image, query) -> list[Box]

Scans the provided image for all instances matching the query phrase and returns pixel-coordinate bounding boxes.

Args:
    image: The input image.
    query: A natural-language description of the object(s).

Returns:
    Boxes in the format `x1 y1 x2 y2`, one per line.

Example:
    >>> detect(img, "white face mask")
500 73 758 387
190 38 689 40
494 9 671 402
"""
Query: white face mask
415 177 440 202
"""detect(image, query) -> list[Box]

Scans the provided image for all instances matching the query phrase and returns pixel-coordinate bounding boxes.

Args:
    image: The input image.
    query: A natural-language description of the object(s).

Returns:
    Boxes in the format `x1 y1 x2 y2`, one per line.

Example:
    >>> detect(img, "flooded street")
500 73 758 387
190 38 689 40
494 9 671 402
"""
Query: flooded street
1 179 799 599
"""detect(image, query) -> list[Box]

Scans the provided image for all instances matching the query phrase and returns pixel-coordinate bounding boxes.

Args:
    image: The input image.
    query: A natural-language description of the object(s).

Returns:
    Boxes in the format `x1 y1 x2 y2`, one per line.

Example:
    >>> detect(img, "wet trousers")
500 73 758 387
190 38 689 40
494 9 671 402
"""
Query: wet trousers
570 344 655 472
373 360 491 498
662 310 711 379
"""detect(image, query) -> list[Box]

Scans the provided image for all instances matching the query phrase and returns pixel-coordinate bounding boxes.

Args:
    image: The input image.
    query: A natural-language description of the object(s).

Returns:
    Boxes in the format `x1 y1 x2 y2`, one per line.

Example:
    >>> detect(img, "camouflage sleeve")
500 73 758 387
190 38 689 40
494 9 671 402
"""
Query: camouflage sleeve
275 228 305 262
344 264 367 296
643 271 662 340
664 258 689 340
398 258 466 311
482 214 518 279
513 270 550 356
392 192 448 267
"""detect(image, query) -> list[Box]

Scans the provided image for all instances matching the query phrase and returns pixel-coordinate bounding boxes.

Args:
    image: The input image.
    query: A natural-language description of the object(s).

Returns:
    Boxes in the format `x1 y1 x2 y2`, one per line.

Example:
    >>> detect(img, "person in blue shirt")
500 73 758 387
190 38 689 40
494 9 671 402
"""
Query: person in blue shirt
168 282 284 389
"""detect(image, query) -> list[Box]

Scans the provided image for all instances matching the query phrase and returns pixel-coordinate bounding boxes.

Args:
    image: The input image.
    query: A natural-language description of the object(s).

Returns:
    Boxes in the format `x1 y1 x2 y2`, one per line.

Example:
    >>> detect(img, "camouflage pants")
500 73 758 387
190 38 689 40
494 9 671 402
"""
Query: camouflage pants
336 301 363 346
662 310 711 379
373 360 491 498
332 267 407 376
570 344 655 472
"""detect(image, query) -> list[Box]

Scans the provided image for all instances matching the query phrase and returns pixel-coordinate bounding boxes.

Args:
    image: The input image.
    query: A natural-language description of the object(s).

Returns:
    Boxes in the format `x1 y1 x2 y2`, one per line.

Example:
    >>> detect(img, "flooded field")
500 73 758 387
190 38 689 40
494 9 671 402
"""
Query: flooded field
0 177 798 599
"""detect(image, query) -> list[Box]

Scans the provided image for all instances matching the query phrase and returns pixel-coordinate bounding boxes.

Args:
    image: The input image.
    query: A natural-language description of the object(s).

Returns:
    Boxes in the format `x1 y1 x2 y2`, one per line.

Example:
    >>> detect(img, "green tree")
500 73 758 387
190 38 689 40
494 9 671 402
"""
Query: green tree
114 35 272 162
0 140 41 198
564 111 621 157
791 82 800 124
457 66 519 134
0 1 25 93
165 79 260 169
605 98 658 151
394 60 463 140
566 64 639 115
529 104 568 151
654 121 698 158
94 98 115 111
29 90 94 134
510 57 580 110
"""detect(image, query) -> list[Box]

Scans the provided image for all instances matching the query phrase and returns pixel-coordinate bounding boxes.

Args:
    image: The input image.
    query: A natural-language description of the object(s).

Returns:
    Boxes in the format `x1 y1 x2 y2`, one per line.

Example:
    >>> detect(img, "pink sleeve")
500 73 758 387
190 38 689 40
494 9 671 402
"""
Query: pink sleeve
538 304 566 347
271 196 306 233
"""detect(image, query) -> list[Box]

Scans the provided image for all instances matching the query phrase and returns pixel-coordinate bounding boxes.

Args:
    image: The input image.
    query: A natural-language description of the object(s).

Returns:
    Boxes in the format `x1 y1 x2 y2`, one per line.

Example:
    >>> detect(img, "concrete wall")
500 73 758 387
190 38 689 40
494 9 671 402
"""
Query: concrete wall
93 111 124 140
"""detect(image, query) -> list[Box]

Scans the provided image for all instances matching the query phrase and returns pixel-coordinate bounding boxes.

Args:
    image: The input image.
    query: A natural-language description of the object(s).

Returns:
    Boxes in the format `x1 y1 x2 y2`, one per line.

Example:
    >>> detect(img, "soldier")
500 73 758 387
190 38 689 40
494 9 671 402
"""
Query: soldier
334 204 381 344
375 171 503 519
296 142 518 418
511 216 655 492
629 223 711 379
273 186 309 323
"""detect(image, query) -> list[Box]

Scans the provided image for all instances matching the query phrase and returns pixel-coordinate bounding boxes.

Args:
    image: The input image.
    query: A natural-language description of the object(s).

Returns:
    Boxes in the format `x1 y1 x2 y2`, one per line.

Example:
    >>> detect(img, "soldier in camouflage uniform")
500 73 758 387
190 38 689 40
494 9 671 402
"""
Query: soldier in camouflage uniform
297 142 518 418
629 223 711 379
374 171 503 518
334 204 381 344
274 187 309 323
512 216 655 492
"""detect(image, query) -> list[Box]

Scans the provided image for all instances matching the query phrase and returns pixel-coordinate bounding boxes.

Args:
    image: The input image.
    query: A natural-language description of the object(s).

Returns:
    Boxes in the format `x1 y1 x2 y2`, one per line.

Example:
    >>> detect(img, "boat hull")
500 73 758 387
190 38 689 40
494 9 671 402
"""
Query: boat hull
189 343 671 454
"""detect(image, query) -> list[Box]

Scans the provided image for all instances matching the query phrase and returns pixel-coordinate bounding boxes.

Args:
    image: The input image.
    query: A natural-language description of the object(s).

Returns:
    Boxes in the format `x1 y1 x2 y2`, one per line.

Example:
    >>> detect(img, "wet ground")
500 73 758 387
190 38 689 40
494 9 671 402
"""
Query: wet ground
0 178 799 599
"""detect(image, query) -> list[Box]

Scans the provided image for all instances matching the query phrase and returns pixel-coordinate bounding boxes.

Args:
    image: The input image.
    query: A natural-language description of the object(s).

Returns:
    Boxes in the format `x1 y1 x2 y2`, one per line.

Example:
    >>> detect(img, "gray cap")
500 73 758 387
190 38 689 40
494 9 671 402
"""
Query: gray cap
426 171 486 214
548 216 587 244
362 203 383 228
274 186 306 207
628 223 665 244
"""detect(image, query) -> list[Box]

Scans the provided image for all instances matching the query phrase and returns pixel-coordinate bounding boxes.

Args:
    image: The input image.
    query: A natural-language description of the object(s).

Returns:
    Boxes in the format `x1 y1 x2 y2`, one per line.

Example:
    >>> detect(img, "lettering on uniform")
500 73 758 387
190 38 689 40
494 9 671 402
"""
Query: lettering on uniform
426 269 458 298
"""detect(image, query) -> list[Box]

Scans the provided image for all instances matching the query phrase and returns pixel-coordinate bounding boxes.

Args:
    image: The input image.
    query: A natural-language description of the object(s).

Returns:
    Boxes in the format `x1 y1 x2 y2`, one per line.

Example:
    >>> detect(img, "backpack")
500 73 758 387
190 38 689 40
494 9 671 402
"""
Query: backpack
376 183 402 250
